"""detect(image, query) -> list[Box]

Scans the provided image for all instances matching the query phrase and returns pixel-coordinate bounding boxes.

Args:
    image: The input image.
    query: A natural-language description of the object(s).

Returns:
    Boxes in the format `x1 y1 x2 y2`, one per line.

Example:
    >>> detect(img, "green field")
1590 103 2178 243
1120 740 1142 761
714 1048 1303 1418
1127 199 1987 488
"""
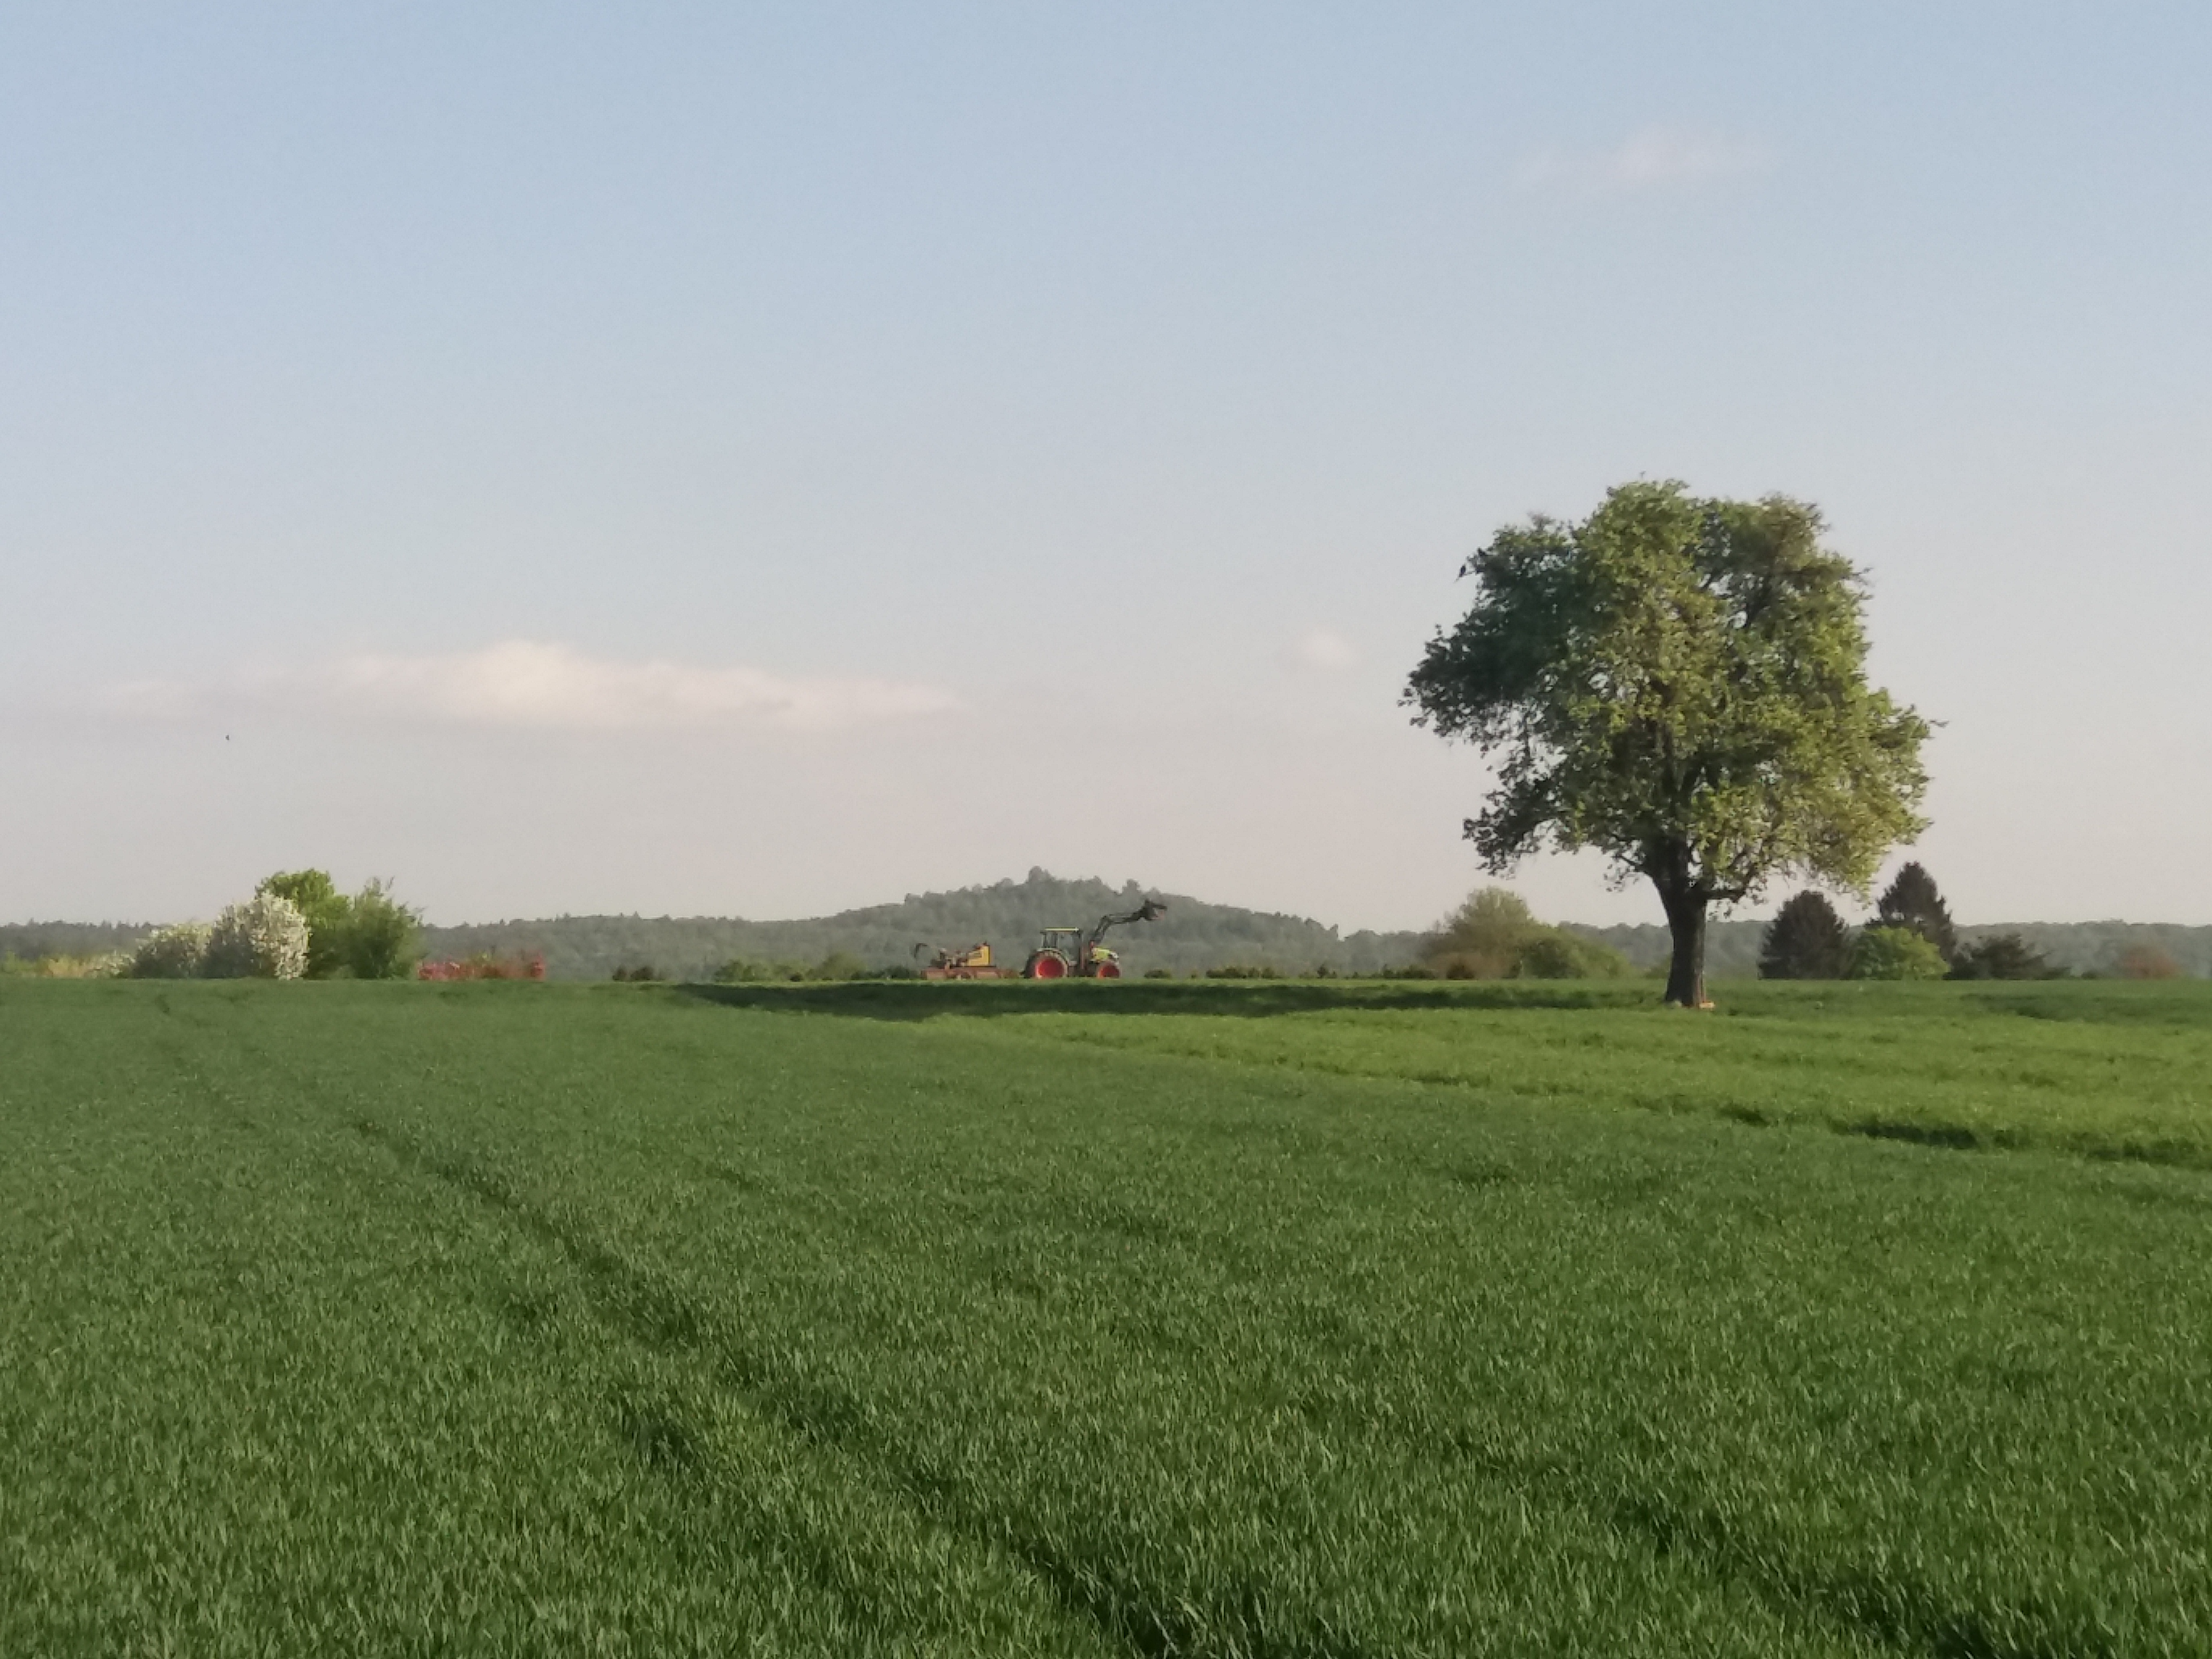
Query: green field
4 980 2210 1655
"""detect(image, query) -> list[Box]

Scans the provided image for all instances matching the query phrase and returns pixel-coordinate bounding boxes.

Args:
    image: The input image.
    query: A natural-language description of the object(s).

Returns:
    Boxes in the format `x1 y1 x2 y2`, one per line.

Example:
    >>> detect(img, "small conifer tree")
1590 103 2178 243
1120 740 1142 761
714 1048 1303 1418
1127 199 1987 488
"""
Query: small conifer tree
1875 862 1957 963
1758 891 1854 979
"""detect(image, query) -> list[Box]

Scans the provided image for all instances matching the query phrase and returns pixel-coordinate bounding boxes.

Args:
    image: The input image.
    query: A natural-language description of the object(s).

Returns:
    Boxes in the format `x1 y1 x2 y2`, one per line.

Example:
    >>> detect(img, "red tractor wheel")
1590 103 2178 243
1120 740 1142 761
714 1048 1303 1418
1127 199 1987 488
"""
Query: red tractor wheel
1025 950 1070 980
1090 959 1122 979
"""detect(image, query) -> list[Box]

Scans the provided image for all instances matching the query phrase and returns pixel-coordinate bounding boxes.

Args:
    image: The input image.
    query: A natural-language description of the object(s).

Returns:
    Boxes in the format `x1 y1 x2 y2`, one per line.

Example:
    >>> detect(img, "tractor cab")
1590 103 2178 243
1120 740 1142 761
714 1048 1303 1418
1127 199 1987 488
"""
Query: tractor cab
1023 928 1089 979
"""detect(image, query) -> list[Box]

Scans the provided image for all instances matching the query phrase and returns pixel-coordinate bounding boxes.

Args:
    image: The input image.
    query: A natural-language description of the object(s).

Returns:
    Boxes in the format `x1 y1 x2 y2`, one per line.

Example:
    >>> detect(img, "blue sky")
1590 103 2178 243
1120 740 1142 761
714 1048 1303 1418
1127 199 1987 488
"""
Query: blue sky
3 3 2207 929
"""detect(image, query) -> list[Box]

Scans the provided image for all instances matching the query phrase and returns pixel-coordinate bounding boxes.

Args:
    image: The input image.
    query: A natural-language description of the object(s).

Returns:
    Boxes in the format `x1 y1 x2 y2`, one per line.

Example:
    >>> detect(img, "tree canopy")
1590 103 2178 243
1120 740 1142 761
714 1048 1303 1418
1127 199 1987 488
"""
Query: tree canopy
1405 481 1931 1005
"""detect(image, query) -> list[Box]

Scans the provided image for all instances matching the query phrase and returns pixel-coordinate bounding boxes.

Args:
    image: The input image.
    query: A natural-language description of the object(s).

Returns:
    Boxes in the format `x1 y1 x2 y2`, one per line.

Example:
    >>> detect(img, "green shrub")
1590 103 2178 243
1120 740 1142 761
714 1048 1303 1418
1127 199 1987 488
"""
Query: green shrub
128 923 212 980
204 895 310 980
1423 888 1533 978
1423 887 1630 980
253 872 421 980
1849 924 1947 981
1515 931 1633 980
338 880 423 980
3 952 129 978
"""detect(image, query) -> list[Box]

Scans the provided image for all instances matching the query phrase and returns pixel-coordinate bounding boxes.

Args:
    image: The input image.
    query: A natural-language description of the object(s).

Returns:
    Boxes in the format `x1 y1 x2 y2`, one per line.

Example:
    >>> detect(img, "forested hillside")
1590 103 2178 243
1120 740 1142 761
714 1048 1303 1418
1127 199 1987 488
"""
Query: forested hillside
0 922 153 962
420 869 1425 980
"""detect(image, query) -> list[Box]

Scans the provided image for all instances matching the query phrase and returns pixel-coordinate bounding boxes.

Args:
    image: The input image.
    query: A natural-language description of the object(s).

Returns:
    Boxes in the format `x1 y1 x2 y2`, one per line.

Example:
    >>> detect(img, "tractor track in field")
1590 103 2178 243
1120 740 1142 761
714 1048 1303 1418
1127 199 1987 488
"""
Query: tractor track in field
346 1110 2100 1659
348 1114 1399 1659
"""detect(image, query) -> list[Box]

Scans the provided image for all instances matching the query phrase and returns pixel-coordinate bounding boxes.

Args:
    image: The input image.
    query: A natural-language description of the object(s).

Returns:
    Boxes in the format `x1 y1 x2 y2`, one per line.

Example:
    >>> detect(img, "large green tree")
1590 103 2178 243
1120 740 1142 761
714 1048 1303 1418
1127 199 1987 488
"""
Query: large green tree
1404 481 1931 1006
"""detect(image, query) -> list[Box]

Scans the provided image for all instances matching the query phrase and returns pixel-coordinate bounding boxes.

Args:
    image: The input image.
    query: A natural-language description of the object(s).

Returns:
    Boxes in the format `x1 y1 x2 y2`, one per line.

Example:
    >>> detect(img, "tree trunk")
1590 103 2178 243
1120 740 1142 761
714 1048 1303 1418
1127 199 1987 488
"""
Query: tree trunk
1656 877 1709 1008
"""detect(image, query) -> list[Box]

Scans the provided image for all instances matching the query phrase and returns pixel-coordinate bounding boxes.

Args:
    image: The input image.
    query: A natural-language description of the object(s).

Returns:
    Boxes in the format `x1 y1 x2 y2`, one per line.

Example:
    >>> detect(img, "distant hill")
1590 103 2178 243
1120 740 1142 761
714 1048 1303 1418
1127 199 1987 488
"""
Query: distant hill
420 869 1426 981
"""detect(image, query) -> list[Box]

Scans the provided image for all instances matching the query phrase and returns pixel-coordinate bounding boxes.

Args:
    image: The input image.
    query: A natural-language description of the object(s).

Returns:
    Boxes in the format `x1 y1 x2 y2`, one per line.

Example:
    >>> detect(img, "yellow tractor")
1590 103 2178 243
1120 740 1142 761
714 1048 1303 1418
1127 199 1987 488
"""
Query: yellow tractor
914 941 1006 981
1023 899 1166 979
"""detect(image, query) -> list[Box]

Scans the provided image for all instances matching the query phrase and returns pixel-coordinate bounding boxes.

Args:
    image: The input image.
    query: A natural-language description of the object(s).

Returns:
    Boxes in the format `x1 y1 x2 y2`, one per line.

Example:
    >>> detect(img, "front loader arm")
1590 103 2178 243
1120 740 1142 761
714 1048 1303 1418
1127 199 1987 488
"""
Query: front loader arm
1085 899 1167 953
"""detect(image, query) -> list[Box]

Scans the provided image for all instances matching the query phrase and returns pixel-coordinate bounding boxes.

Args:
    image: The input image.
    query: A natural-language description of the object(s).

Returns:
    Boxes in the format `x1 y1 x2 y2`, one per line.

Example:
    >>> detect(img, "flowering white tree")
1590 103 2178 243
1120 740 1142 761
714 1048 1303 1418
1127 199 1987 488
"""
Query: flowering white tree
204 894 310 980
128 923 212 979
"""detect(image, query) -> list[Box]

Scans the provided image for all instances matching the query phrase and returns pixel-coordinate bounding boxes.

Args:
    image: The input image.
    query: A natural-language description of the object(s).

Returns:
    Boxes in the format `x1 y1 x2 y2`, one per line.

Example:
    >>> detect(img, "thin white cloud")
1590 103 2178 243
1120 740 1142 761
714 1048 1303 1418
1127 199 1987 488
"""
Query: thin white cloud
99 640 961 734
1287 627 1359 672
1515 127 1770 195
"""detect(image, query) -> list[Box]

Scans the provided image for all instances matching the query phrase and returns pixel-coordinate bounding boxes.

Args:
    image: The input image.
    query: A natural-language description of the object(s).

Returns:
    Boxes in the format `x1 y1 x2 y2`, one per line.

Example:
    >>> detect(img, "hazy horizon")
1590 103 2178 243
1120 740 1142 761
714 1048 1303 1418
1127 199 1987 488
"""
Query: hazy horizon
5 6 2207 931
11 861 2206 940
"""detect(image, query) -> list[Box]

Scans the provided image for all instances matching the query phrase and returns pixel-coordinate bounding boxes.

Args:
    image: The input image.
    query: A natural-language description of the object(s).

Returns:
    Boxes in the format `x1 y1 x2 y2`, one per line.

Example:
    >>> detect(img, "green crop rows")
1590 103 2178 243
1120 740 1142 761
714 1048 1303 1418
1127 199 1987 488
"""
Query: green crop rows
3 979 2209 1655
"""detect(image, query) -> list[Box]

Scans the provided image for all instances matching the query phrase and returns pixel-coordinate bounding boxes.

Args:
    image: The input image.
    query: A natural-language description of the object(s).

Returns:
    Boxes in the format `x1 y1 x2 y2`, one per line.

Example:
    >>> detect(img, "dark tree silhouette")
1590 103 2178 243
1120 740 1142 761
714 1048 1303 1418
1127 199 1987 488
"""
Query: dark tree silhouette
1759 891 1855 980
1876 862 1957 964
1949 933 2050 981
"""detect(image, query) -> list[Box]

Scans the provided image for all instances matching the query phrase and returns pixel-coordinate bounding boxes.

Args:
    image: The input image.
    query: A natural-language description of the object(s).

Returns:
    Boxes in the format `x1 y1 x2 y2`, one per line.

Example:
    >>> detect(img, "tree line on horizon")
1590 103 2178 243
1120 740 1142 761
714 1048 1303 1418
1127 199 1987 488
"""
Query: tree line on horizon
0 871 421 981
5 863 2206 984
1755 863 2192 982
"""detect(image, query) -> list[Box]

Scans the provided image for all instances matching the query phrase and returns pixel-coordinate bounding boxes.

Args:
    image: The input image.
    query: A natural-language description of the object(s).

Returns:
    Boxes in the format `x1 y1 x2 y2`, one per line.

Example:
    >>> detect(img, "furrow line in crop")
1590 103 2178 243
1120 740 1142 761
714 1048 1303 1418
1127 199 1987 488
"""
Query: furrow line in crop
348 1114 1389 1659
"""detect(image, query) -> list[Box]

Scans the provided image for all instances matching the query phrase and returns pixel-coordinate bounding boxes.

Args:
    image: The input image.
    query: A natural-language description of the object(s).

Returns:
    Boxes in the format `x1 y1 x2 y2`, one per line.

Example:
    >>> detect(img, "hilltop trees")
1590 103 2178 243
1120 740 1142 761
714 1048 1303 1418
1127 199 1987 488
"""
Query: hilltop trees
1758 892 1854 980
1406 481 1931 1007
